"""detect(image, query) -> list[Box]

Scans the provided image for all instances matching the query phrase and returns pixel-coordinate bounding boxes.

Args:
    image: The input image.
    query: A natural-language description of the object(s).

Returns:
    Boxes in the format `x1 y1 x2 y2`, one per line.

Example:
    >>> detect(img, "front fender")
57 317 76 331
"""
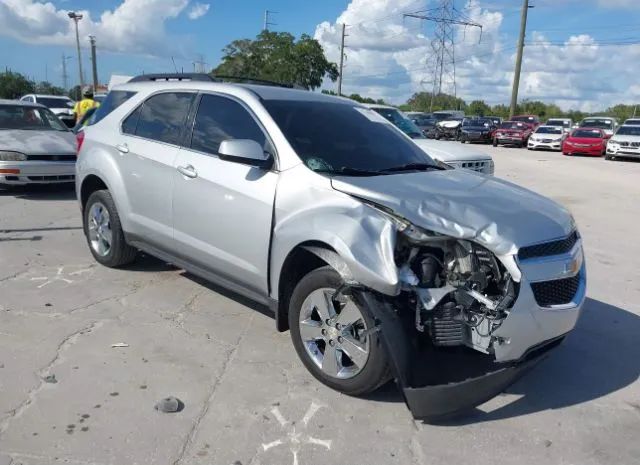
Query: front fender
270 167 400 299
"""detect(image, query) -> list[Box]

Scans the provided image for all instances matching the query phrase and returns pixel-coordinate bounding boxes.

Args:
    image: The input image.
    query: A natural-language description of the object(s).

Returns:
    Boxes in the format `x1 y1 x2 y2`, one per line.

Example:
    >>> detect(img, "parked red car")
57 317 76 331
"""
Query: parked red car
562 128 607 156
512 114 541 129
492 121 533 147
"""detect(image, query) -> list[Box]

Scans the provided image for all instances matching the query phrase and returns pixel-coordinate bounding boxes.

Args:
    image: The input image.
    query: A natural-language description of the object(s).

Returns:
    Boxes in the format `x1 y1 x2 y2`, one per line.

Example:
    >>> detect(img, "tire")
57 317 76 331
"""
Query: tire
605 154 613 160
492 139 498 147
289 267 391 396
83 190 137 267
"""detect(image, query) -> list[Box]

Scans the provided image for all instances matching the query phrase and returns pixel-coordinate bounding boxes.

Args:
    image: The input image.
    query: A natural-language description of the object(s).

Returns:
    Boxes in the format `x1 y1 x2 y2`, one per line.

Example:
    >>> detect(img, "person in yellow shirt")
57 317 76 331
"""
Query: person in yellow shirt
73 87 100 123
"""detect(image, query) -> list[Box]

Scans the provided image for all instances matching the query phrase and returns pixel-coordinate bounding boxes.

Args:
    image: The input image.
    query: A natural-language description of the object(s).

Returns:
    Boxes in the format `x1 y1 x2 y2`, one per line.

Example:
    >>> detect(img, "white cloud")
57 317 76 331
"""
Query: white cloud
314 0 640 110
0 0 193 57
187 2 210 20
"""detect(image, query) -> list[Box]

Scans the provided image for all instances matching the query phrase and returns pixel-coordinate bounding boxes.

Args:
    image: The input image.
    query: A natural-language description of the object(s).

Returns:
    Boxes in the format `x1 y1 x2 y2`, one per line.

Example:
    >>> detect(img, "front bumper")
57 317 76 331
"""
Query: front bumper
528 140 562 151
496 136 525 145
607 146 640 159
360 243 586 421
461 132 491 143
0 161 76 185
563 144 603 156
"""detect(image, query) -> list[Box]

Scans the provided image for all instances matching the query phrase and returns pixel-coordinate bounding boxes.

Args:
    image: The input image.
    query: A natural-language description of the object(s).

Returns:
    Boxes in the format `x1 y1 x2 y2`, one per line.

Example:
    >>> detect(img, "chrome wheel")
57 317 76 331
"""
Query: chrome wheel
87 201 112 257
298 288 370 380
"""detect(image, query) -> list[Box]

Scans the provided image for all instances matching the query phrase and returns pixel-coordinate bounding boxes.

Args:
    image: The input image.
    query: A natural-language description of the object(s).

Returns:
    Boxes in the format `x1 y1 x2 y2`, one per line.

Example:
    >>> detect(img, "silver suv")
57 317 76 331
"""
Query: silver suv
76 74 586 420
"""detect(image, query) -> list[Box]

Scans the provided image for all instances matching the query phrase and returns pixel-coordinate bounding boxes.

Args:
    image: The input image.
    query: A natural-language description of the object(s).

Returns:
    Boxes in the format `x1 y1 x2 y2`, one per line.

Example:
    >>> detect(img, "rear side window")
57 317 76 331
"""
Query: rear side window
91 90 136 125
190 94 267 155
132 92 194 145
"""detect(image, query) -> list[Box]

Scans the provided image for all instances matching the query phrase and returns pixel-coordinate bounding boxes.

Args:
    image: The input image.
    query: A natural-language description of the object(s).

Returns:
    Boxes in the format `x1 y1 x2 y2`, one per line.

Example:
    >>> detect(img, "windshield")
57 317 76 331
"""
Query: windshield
36 97 74 109
572 129 603 138
499 122 526 130
535 126 563 134
370 107 424 138
615 126 640 136
432 112 455 121
625 119 640 125
547 119 570 128
0 104 68 131
263 100 438 175
463 118 491 127
581 119 613 130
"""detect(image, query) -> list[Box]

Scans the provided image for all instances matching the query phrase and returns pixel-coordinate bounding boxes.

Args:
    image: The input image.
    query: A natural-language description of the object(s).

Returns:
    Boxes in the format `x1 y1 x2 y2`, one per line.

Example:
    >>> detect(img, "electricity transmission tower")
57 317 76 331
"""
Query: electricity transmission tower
404 1 482 111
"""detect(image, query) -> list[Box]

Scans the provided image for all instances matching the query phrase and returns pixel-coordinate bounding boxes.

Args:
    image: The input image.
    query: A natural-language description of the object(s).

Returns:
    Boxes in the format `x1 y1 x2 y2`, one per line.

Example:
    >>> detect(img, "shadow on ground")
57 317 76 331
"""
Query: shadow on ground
0 183 76 201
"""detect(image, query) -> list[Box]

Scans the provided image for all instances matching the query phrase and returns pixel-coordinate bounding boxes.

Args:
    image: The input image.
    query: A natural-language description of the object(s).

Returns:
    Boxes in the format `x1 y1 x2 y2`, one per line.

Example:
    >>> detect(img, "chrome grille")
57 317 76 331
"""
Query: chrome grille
26 154 76 162
531 275 580 307
460 160 489 173
518 231 579 260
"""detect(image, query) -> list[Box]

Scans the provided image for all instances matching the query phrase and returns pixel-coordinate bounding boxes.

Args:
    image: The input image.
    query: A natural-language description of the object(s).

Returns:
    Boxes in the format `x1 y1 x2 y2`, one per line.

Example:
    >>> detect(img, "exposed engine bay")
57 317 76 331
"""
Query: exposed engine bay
394 225 518 356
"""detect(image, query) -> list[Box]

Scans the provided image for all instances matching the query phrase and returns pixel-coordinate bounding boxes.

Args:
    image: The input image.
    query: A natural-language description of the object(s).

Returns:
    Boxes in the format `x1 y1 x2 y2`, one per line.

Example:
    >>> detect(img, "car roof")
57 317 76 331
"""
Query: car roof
364 103 398 110
0 98 46 108
32 94 72 99
114 80 354 105
536 125 563 129
583 116 616 120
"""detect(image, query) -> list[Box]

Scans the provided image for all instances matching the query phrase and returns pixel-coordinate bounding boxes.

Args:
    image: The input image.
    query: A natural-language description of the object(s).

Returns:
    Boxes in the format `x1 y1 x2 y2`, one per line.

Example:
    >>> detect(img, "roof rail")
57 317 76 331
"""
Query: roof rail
128 72 305 90
129 73 218 83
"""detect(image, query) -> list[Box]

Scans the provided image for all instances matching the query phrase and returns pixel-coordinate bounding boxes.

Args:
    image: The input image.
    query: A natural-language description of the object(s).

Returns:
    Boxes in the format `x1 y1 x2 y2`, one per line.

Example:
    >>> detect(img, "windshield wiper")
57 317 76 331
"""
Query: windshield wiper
380 162 443 173
315 166 384 177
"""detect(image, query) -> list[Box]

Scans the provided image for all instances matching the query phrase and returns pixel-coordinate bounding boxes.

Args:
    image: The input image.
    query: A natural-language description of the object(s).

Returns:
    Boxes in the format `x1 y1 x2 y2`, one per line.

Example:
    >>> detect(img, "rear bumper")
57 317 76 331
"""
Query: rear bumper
0 161 76 185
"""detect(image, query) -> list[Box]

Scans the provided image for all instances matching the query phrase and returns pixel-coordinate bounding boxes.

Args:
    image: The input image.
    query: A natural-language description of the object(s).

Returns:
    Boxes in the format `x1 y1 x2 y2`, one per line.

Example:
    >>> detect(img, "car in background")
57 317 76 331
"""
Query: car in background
0 99 76 186
492 121 532 147
434 115 464 140
579 117 618 137
562 128 607 156
546 118 573 134
487 116 503 127
527 125 565 151
605 124 640 160
512 114 541 129
406 112 436 137
20 94 76 128
368 104 494 174
623 118 640 126
459 117 496 144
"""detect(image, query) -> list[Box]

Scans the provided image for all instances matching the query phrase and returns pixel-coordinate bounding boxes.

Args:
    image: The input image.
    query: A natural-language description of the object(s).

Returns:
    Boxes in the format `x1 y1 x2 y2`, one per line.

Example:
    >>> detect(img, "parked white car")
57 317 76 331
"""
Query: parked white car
20 94 76 127
528 125 565 151
623 118 640 126
545 118 573 134
367 105 493 174
579 116 618 137
606 124 640 160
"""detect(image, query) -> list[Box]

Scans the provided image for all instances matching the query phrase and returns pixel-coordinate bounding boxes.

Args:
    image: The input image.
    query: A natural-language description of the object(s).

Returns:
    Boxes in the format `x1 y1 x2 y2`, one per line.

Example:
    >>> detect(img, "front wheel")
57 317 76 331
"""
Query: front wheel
492 139 498 147
289 267 391 396
84 190 137 267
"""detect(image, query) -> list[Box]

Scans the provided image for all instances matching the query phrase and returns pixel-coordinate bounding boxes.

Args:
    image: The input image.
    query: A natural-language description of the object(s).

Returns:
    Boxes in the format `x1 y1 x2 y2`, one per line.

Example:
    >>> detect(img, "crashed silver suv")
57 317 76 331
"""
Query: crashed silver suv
76 74 586 420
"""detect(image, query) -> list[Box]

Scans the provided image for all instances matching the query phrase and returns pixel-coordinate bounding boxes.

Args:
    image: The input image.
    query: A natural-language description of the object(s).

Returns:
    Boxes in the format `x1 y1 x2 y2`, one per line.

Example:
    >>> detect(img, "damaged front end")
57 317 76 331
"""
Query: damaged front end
350 209 566 421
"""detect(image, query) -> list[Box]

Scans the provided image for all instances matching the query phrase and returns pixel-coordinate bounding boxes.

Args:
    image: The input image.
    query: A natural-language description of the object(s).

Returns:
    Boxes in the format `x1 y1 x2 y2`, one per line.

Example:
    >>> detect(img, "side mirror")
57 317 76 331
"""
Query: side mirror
218 139 272 168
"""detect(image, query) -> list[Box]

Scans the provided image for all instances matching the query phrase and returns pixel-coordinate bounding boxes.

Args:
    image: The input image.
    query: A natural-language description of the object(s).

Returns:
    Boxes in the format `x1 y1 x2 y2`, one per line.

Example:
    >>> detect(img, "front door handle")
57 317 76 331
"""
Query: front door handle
177 164 198 179
115 143 129 154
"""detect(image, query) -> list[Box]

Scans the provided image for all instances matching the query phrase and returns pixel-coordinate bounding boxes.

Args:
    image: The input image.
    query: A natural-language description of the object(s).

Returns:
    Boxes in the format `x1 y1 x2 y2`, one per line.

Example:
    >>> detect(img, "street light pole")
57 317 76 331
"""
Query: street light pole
68 11 84 90
89 35 99 91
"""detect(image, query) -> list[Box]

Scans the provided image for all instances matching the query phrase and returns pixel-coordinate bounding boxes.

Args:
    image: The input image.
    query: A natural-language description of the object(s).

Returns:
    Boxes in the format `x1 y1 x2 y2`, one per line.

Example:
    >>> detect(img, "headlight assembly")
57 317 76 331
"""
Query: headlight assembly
0 151 27 161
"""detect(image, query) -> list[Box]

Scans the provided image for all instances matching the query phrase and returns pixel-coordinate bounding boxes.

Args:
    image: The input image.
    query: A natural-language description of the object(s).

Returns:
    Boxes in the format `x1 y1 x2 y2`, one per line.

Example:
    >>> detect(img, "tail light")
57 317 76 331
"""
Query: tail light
76 130 85 155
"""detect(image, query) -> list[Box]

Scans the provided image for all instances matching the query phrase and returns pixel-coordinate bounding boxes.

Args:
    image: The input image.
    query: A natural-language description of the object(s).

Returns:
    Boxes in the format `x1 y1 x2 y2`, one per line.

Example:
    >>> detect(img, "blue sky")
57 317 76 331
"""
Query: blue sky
1 0 639 110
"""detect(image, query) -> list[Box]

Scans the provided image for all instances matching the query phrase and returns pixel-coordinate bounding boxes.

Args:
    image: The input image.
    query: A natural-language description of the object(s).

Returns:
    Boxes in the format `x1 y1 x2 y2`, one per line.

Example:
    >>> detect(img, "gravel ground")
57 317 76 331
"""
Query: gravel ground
0 146 638 465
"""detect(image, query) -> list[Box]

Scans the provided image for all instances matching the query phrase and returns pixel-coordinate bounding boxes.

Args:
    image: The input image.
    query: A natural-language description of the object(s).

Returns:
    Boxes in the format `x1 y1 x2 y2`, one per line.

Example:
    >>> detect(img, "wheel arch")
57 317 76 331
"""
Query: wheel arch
80 174 108 211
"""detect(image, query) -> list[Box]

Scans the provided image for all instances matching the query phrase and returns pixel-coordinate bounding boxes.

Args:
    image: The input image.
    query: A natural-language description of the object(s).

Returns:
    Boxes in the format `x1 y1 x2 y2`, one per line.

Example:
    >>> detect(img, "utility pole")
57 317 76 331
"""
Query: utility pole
263 10 277 31
61 53 71 90
404 1 482 112
193 54 208 73
67 11 84 89
337 23 347 96
509 0 531 119
89 35 98 91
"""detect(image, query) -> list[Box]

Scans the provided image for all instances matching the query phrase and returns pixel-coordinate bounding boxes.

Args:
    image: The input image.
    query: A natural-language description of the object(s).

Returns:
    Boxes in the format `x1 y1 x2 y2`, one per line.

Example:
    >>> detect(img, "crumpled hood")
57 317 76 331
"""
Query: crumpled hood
331 169 574 256
0 130 76 155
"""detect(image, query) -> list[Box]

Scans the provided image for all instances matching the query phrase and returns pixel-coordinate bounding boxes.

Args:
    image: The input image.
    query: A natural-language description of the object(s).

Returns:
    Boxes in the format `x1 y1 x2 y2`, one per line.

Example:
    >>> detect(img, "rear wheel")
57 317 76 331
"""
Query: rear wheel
289 267 390 395
84 190 137 267
492 138 498 147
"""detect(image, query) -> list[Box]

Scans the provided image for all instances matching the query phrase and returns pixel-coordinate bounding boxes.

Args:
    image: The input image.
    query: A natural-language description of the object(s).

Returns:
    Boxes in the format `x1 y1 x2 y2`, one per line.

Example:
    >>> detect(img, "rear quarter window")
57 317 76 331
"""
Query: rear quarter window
91 90 137 125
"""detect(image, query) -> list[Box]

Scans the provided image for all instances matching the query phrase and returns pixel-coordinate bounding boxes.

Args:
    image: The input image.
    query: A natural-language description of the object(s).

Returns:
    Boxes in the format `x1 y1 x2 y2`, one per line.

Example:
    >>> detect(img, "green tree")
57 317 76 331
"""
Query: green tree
35 81 65 96
0 71 35 99
213 31 338 90
405 92 465 112
467 100 491 116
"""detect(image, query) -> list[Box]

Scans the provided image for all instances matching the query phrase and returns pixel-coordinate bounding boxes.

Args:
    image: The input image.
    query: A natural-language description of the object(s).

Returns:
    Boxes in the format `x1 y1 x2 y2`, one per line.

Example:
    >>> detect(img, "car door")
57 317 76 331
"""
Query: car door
118 91 196 250
172 93 278 297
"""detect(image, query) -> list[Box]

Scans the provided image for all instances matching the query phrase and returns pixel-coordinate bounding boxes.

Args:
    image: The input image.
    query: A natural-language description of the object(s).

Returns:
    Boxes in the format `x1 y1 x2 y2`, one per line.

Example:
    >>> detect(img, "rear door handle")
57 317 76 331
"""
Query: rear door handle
116 143 129 154
177 164 198 179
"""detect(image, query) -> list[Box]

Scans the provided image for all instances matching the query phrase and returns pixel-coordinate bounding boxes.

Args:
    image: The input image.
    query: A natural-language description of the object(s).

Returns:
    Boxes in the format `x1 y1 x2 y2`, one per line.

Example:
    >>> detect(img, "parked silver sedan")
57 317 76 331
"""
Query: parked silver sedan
0 99 76 186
